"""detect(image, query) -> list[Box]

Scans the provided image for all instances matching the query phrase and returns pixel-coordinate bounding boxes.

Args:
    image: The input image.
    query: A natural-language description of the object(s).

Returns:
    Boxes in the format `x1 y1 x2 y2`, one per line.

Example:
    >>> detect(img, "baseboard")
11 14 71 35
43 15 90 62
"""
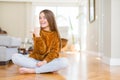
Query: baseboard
102 57 120 66
81 50 120 66
0 60 12 65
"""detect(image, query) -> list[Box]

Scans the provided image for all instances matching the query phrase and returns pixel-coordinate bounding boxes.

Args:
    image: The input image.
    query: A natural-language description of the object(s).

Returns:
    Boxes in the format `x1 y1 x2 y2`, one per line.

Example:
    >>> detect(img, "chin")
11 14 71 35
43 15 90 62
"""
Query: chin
41 25 47 28
41 26 46 28
41 26 47 29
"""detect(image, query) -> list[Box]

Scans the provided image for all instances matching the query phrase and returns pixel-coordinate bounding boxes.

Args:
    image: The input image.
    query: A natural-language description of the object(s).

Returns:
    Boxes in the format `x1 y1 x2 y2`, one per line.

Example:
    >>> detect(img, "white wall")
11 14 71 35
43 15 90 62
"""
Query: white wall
0 2 32 41
85 0 99 53
102 0 120 65
103 0 111 58
0 0 78 3
111 0 120 58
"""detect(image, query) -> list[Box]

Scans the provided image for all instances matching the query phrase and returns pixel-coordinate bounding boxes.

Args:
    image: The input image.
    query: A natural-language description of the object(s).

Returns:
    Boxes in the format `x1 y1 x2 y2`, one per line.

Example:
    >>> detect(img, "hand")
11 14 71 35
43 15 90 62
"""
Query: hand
36 60 47 67
33 27 40 37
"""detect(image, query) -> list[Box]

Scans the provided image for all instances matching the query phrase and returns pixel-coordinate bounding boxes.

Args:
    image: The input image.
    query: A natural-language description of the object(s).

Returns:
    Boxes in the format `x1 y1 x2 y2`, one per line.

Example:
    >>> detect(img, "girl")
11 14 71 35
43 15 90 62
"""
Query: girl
12 9 68 74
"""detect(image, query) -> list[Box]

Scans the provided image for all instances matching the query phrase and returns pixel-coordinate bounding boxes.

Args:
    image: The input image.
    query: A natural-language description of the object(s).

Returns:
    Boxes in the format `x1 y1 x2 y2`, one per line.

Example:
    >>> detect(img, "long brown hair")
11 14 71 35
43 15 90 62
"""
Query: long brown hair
40 9 61 50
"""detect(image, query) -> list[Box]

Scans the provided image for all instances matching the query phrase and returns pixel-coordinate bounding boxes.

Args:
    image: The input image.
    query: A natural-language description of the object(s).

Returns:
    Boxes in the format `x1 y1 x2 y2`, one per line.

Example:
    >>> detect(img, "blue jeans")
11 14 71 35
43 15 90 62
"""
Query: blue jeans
12 53 69 73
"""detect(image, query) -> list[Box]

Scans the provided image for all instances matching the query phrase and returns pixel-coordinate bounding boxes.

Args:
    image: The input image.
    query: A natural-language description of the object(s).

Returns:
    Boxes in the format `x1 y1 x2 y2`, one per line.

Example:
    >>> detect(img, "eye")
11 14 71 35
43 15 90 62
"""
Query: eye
43 16 46 19
39 16 41 19
39 16 46 20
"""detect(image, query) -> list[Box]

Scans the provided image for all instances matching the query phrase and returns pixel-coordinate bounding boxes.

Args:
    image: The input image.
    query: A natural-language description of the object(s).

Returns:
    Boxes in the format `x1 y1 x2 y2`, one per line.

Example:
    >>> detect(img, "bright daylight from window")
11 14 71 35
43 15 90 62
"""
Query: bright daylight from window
33 6 80 52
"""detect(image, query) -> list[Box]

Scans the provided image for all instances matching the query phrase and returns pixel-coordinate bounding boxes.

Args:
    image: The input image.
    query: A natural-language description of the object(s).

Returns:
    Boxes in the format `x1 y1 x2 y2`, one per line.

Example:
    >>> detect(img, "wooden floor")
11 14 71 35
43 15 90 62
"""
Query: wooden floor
0 51 120 80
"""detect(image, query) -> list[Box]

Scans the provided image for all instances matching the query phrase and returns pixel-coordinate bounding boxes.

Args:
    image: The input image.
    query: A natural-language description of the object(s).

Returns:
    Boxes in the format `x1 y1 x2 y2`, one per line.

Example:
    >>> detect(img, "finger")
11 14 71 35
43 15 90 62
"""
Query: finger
33 33 35 37
36 63 42 67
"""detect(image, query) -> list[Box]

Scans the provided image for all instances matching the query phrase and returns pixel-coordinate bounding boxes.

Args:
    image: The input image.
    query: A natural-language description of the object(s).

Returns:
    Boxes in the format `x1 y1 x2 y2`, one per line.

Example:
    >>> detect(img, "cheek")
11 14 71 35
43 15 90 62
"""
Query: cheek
46 21 49 25
45 20 49 25
40 22 48 27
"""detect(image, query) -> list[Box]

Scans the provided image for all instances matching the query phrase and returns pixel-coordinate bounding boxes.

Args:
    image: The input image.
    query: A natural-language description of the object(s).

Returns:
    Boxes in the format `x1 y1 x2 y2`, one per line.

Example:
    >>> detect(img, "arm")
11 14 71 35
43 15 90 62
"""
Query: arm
44 35 60 63
33 34 46 54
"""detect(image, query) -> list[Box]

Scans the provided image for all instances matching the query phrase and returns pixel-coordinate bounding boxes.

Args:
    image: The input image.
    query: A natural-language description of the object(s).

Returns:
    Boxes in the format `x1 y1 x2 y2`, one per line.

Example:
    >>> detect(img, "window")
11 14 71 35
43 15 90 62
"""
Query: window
33 6 80 51
34 6 79 28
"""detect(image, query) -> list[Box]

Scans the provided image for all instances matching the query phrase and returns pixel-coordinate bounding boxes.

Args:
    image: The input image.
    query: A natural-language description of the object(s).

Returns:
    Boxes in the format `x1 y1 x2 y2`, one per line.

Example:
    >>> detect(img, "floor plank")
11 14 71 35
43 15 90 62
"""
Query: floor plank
0 52 120 80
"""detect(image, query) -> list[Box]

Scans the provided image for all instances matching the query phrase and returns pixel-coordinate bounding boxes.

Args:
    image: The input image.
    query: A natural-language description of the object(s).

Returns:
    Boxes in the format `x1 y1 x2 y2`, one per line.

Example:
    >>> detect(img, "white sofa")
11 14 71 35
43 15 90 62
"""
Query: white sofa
0 35 21 65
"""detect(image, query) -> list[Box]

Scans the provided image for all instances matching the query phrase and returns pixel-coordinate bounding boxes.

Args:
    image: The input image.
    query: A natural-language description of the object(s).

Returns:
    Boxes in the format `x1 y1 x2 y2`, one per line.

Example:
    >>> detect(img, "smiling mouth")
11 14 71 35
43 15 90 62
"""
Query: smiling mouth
41 22 46 25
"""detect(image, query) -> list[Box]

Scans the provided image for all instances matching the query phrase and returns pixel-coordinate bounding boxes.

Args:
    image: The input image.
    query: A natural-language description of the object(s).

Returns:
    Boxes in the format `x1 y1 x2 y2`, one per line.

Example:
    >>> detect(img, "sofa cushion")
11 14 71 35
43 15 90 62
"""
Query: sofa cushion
0 35 21 47
0 46 18 61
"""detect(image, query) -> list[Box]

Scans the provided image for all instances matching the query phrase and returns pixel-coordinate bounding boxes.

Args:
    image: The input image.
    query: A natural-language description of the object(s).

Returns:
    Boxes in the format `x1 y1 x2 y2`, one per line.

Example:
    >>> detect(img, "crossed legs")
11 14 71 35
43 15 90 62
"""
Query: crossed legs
12 53 69 74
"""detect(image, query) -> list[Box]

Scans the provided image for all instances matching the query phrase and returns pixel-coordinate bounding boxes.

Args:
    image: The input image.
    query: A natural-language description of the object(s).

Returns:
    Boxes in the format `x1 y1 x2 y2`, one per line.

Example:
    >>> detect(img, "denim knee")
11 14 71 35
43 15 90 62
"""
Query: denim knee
58 57 69 68
12 53 22 64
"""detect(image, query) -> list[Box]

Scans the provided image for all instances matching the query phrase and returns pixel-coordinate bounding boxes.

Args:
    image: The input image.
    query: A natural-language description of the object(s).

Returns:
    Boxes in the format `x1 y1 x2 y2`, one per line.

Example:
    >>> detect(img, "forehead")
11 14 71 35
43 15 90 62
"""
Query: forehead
40 12 45 16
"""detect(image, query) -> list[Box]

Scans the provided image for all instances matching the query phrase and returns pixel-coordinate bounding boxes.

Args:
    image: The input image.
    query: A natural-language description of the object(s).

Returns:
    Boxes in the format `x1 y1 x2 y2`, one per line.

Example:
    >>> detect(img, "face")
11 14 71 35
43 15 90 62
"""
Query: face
39 12 49 28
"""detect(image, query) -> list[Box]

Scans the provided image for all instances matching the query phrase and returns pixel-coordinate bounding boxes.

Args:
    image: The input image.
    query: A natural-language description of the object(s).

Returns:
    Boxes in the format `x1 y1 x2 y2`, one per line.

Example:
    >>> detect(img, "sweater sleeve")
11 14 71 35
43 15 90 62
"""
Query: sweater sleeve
44 35 60 62
33 36 46 54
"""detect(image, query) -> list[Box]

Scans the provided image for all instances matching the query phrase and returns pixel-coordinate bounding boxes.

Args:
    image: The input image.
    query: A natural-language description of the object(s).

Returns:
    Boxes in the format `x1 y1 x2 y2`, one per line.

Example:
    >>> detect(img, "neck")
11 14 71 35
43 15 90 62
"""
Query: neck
42 26 50 31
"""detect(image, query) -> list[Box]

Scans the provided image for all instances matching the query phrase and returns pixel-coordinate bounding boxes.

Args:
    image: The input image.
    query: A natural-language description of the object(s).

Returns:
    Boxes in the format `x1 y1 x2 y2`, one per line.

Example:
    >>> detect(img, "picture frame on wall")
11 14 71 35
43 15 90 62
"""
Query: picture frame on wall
89 0 95 23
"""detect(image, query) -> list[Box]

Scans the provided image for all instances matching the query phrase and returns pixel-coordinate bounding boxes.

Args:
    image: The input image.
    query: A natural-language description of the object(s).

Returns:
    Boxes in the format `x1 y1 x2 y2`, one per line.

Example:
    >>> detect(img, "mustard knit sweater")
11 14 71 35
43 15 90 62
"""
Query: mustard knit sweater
29 30 60 63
